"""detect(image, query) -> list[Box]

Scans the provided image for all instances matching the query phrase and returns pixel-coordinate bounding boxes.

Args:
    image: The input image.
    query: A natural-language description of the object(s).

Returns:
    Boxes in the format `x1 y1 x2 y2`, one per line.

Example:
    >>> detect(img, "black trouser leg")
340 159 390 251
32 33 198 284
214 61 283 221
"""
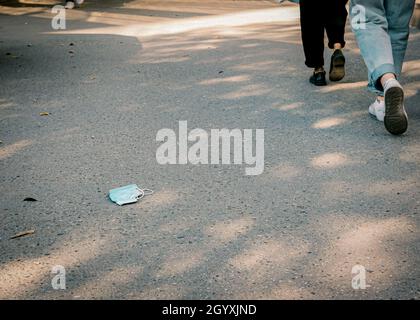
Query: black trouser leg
299 0 325 68
299 0 348 68
325 0 348 49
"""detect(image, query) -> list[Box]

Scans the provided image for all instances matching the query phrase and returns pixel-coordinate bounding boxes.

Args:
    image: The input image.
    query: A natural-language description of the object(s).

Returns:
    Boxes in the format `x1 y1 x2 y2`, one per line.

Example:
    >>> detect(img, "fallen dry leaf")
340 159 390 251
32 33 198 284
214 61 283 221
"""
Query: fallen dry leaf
39 112 49 116
10 229 35 239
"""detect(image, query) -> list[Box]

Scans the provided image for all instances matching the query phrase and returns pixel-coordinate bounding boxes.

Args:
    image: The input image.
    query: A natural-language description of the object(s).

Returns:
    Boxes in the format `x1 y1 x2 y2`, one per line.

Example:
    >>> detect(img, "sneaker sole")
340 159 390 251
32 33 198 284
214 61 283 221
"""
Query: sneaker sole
329 55 345 82
384 87 408 135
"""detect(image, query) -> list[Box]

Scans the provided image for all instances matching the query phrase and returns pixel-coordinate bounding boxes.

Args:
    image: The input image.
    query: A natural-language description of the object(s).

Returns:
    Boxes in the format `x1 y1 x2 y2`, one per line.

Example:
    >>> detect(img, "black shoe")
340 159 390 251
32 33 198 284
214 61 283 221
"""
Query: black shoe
329 49 346 82
384 86 408 135
309 71 327 86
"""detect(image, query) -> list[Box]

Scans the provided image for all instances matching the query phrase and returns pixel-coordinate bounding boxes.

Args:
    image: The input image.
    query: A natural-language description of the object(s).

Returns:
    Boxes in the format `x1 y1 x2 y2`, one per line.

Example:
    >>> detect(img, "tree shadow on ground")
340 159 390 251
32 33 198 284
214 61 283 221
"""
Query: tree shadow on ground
0 1 419 299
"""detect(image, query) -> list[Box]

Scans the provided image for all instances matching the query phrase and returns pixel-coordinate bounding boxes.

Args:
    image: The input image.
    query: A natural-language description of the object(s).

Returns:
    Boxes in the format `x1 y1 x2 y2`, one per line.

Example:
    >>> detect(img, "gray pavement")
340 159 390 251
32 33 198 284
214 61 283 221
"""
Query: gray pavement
0 0 419 299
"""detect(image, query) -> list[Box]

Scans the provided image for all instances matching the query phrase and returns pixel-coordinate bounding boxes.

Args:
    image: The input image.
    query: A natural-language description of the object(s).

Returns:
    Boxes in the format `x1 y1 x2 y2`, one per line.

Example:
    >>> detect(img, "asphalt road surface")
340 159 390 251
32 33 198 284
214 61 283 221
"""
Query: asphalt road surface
1 0 419 299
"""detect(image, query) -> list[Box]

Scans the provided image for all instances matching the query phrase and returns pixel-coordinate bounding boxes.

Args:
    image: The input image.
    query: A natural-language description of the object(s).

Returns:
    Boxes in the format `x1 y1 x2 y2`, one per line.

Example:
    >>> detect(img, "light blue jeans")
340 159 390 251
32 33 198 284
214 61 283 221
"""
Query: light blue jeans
350 0 415 95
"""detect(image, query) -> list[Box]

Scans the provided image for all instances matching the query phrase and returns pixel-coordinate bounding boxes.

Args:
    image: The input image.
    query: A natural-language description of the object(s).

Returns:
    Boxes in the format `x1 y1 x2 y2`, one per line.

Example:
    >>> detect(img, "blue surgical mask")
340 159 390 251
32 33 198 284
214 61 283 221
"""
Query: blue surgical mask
109 184 153 206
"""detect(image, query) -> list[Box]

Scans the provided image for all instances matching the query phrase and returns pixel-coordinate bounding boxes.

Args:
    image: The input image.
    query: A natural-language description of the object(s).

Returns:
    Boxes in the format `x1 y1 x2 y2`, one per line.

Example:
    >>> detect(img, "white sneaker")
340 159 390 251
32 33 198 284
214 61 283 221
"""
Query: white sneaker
65 1 75 9
383 79 408 135
369 98 385 122
65 0 83 9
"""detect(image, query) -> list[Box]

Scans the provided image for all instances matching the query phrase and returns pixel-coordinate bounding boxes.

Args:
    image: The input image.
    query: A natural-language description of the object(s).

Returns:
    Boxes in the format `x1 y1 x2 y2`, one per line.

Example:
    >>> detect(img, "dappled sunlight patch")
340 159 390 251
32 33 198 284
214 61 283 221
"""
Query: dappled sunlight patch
231 282 312 300
222 238 310 294
229 239 305 272
0 99 16 110
274 102 304 112
319 217 418 289
240 43 261 48
71 265 144 299
402 59 420 77
156 250 206 278
204 217 254 242
320 177 418 200
311 152 349 169
312 117 348 129
216 29 253 37
345 46 362 55
140 189 180 209
56 7 299 38
336 217 415 252
232 60 278 72
0 5 43 16
399 144 420 164
404 81 420 98
265 283 314 300
269 163 302 180
0 237 106 299
135 283 185 299
407 31 420 41
363 179 419 197
133 55 190 64
0 139 32 160
141 39 215 51
86 11 169 27
199 75 251 86
221 84 271 99
304 213 419 297
319 81 367 93
156 43 218 54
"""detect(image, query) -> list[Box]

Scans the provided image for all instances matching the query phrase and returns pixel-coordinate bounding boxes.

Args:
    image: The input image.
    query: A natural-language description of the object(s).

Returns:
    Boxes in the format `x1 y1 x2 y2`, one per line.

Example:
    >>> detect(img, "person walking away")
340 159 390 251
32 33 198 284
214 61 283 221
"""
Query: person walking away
350 0 416 135
299 0 349 86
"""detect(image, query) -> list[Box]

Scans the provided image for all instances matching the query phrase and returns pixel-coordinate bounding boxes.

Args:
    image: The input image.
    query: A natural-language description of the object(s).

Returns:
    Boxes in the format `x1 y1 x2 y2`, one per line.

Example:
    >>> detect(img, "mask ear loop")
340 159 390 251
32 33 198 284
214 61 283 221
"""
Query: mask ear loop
136 187 154 200
142 189 154 196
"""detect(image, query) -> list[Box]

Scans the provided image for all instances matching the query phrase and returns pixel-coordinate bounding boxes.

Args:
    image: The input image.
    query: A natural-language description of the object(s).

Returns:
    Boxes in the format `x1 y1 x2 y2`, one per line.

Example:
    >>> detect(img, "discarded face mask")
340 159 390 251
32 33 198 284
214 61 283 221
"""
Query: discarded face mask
109 184 153 206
